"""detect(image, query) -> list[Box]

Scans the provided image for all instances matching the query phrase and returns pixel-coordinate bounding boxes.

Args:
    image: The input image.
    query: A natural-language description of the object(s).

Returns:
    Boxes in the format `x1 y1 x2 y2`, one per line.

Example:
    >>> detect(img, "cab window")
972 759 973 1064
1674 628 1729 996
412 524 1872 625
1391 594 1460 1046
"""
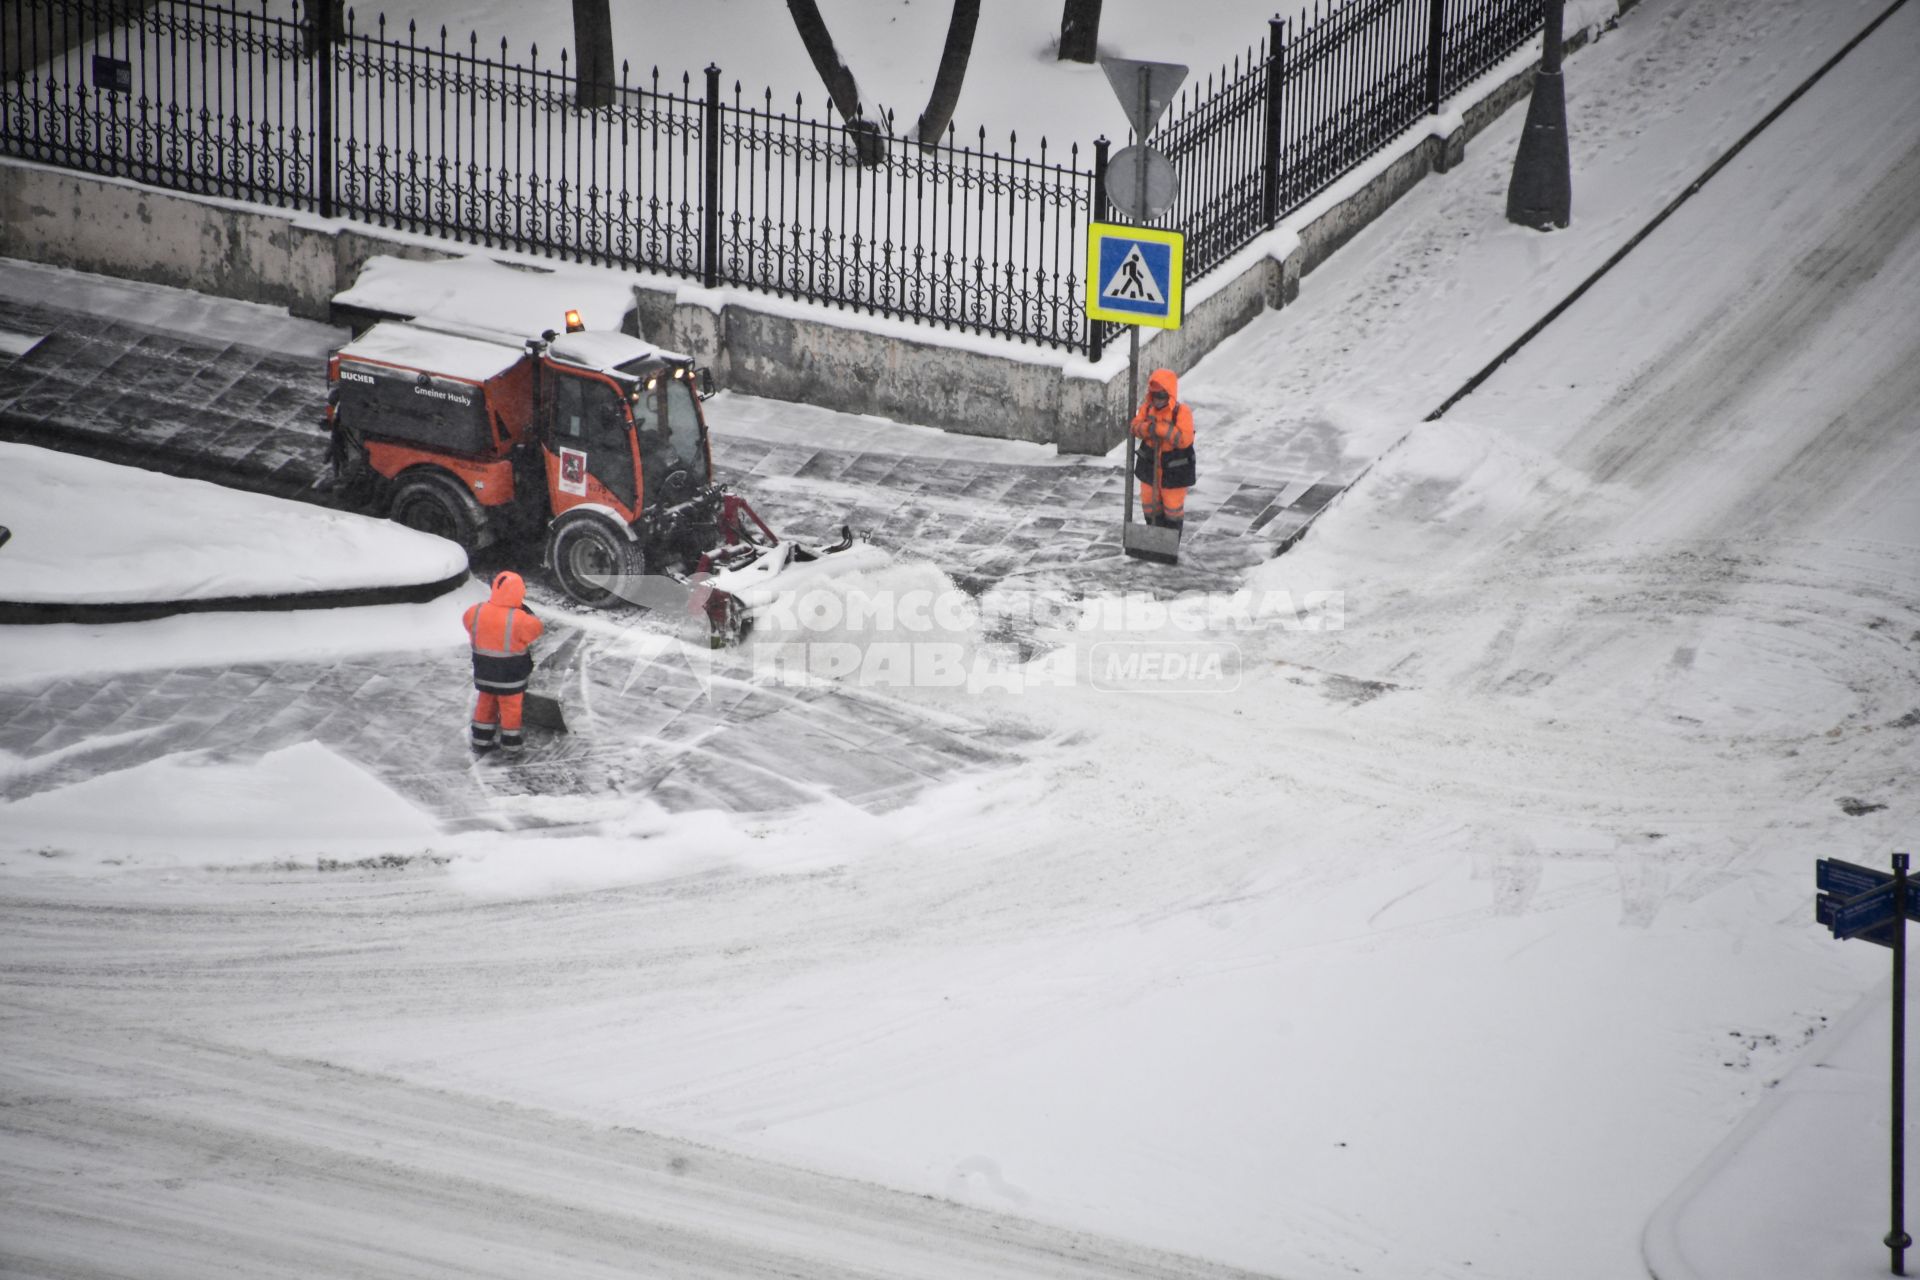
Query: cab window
633 376 707 476
552 373 629 452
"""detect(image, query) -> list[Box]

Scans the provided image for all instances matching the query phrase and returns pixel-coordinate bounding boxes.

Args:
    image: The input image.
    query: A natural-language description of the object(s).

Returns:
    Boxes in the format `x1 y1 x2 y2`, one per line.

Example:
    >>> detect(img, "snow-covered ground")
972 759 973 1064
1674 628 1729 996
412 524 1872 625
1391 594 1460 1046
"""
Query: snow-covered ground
355 0 1354 150
4 0 1919 1277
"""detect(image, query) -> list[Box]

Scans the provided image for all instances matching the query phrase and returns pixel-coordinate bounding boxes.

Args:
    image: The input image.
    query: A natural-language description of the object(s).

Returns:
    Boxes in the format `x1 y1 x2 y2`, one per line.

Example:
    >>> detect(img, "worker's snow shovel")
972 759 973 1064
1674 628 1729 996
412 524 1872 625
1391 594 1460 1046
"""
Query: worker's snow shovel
1121 436 1181 564
519 631 578 734
521 690 568 734
1123 518 1181 564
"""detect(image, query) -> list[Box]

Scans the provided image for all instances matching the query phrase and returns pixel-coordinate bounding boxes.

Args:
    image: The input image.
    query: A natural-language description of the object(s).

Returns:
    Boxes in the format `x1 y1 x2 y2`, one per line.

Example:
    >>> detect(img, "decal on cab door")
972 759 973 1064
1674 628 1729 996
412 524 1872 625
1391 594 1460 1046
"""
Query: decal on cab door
558 447 589 497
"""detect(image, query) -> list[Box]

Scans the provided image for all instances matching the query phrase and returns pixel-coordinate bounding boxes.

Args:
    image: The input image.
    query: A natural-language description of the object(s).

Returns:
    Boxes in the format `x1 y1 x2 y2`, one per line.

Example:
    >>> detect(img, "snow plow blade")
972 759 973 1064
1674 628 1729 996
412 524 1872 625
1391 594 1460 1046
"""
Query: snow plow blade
702 526 893 645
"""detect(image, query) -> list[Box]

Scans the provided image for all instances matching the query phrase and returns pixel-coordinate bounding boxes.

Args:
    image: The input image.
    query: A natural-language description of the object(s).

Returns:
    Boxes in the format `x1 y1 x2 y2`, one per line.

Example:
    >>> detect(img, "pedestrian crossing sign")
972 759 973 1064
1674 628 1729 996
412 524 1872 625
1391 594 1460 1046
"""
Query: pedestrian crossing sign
1086 222 1184 329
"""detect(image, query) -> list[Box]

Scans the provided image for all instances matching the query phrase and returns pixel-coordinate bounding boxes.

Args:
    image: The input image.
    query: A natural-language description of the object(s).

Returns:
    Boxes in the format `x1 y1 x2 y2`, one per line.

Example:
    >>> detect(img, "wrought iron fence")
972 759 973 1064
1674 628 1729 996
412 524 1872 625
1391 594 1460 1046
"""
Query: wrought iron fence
2 0 1543 358
1 0 318 204
328 17 708 276
716 87 1091 349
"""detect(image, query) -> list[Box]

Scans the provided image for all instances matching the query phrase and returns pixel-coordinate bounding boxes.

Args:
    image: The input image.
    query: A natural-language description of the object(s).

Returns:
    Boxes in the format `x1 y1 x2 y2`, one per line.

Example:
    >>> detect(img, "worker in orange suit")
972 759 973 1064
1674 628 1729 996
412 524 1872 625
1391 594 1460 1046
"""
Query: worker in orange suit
1131 367 1197 529
462 570 545 753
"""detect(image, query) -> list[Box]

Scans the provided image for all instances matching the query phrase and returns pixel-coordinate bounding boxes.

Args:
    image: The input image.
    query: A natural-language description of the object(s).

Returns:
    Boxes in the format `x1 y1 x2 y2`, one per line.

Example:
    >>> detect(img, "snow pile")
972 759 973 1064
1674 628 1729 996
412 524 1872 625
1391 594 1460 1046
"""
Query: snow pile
0 740 442 869
0 443 467 604
445 772 1020 897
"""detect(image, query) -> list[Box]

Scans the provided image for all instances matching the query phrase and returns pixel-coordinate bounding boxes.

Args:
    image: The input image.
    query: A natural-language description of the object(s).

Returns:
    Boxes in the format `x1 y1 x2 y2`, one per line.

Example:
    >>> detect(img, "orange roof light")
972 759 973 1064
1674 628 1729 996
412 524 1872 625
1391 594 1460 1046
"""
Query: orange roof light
564 308 585 333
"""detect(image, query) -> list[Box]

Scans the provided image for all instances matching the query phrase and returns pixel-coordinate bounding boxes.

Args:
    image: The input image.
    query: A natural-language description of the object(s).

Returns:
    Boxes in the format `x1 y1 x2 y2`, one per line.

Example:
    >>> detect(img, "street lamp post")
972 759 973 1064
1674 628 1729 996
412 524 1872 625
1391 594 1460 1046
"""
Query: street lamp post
1506 0 1571 230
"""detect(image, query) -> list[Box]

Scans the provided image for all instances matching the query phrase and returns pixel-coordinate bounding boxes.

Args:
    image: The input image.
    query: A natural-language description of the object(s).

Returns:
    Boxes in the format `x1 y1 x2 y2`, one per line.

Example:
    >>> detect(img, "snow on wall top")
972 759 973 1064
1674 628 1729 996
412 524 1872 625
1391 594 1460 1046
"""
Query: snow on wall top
335 254 636 342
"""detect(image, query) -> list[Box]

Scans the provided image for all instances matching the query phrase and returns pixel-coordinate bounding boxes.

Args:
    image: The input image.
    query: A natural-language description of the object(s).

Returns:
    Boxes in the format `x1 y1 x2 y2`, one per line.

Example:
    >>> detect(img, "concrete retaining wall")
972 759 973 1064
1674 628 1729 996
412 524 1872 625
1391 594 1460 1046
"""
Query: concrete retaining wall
0 11 1617 455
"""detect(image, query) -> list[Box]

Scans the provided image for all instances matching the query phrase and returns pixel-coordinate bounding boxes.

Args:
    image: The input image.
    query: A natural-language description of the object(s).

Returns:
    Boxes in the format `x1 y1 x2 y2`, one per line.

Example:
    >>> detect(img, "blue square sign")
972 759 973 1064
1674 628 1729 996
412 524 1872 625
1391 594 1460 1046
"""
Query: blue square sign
1086 223 1184 329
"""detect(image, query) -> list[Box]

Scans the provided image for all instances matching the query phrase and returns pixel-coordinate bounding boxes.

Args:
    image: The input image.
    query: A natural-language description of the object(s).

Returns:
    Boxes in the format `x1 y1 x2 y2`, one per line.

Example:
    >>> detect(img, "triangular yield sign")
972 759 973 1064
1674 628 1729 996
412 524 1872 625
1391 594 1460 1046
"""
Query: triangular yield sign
1099 56 1189 141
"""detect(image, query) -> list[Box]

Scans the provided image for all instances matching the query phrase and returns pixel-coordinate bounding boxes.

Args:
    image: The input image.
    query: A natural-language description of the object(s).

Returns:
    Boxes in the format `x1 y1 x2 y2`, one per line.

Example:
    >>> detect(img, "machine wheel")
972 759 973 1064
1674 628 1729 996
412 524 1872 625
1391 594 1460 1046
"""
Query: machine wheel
391 471 482 553
547 515 643 608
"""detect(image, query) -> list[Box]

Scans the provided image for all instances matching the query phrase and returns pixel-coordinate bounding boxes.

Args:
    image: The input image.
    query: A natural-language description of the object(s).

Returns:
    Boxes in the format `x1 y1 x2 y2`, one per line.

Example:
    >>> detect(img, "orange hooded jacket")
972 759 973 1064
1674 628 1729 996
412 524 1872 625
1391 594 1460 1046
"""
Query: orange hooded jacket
463 571 545 693
1130 368 1196 488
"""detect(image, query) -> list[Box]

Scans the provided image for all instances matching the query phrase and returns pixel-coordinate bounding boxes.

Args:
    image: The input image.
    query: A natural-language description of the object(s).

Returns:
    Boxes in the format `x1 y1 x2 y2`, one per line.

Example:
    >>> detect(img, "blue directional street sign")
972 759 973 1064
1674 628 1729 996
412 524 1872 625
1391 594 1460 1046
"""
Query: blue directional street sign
1819 857 1897 898
1832 882 1901 940
1816 859 1920 949
1085 222 1184 329
1817 896 1898 949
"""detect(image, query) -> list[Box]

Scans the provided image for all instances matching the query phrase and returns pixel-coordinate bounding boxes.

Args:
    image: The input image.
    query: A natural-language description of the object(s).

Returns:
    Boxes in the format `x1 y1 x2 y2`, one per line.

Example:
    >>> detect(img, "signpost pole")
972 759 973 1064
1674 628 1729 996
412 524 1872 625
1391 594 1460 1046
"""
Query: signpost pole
1124 325 1139 531
1121 65 1149 541
1895 852 1912 1276
1134 67 1153 219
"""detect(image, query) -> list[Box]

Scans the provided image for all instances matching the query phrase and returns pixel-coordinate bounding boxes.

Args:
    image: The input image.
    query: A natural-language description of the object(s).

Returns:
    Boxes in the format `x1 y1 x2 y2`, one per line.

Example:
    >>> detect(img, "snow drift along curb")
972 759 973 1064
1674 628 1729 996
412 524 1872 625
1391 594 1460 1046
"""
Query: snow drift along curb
0 568 471 626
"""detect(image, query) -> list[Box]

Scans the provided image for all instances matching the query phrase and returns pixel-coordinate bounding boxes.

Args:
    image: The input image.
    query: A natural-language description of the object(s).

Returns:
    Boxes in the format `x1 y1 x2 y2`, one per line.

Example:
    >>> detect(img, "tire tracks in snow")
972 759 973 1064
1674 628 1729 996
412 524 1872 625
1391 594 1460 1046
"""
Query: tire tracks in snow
0 997 1274 1280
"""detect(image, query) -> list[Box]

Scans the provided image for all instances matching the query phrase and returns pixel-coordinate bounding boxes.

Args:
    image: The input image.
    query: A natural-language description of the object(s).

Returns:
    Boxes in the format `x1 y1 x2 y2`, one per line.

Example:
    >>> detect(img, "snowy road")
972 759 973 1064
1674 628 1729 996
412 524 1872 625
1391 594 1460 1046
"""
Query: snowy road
3 996 1264 1280
4 1 1919 1278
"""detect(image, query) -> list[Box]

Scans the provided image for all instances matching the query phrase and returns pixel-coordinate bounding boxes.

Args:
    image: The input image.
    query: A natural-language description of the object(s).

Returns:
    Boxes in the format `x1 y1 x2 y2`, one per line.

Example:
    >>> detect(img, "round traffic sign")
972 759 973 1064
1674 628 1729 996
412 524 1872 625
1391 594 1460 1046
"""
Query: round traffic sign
1106 145 1178 222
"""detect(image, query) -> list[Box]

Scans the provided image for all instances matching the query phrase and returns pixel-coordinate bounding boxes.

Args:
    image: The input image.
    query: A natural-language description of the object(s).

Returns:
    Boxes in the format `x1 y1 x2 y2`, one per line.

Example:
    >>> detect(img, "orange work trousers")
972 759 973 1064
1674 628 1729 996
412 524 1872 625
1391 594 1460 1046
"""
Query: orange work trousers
1139 482 1188 524
471 691 525 750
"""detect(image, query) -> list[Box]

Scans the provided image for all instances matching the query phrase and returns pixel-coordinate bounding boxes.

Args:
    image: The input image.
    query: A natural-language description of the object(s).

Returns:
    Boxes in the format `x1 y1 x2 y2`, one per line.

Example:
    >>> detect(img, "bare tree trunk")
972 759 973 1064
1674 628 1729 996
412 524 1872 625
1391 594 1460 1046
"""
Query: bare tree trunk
915 0 980 149
785 0 883 165
786 0 865 123
1058 0 1103 63
571 0 616 109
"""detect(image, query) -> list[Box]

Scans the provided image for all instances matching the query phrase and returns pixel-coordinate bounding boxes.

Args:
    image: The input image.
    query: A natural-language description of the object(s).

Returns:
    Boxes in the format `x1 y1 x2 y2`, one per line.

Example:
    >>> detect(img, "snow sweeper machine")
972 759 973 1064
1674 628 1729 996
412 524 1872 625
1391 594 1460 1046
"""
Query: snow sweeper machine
323 311 881 640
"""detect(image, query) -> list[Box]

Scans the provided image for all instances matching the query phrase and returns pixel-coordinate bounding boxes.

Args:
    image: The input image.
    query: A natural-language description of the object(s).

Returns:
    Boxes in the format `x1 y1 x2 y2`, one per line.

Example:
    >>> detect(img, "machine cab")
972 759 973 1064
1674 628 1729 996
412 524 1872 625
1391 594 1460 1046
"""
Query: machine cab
538 327 713 524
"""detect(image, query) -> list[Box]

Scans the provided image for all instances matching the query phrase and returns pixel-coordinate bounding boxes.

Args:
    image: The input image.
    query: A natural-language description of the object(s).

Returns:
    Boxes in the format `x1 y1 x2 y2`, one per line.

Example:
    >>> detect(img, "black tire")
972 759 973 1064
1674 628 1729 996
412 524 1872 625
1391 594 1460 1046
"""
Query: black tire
391 471 481 553
547 515 643 608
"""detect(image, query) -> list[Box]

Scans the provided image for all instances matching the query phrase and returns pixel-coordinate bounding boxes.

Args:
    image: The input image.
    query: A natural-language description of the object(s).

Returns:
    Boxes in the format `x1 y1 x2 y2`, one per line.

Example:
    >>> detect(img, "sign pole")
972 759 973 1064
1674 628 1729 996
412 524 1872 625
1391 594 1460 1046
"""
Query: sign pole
1134 67 1153 220
1120 65 1149 541
1124 325 1140 531
1121 330 1136 537
1896 852 1912 1276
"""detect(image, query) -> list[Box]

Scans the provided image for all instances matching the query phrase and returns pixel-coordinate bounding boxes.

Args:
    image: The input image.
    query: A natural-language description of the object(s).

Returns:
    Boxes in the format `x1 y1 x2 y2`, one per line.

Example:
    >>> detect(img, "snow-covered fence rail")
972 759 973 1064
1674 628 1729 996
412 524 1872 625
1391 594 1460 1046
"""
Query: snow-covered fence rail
1 0 1543 358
